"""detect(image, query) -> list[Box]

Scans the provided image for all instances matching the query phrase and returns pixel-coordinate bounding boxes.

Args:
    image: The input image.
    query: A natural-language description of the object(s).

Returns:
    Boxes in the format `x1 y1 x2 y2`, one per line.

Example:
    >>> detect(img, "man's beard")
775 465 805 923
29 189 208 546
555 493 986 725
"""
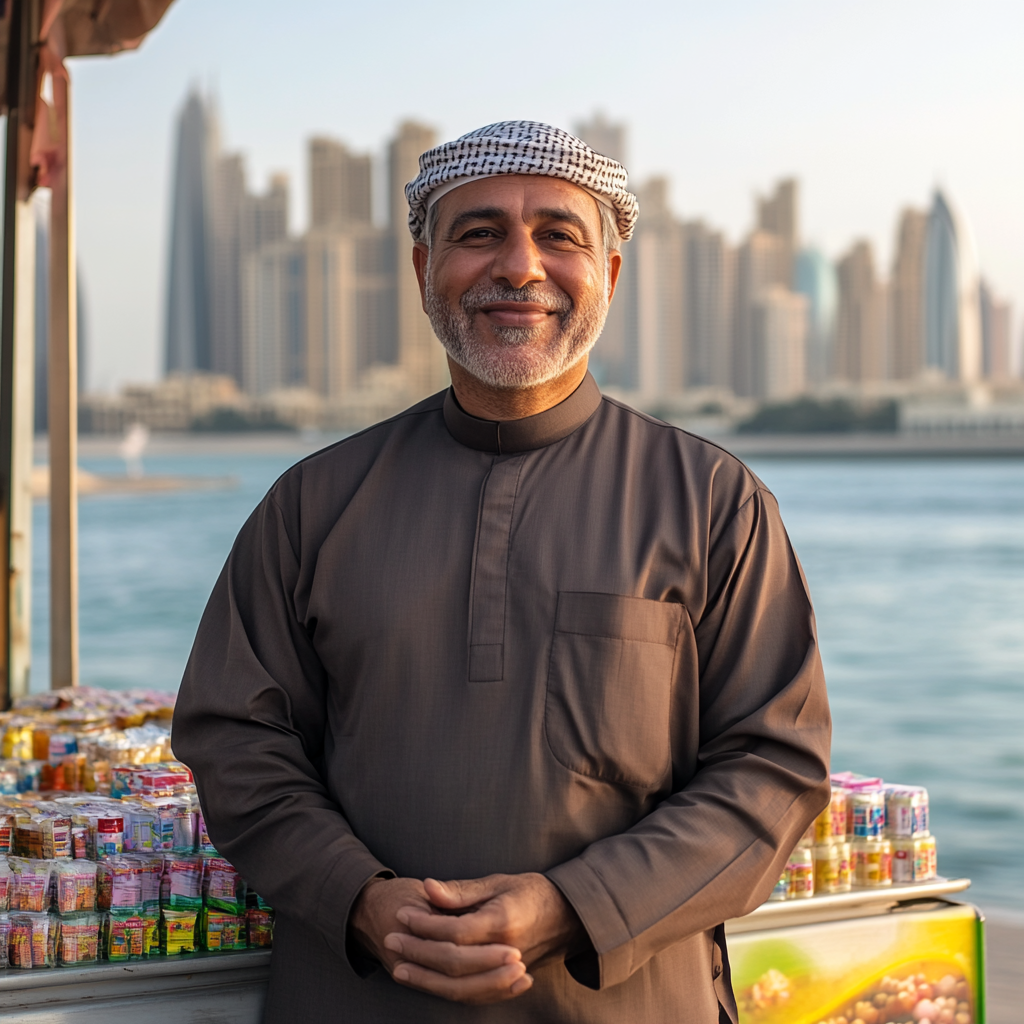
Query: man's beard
424 274 609 390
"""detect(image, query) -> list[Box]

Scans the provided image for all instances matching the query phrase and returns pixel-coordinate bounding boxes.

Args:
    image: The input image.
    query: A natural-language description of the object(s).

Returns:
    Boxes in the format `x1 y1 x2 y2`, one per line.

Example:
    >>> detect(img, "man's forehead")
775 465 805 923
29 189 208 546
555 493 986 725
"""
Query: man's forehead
435 175 601 224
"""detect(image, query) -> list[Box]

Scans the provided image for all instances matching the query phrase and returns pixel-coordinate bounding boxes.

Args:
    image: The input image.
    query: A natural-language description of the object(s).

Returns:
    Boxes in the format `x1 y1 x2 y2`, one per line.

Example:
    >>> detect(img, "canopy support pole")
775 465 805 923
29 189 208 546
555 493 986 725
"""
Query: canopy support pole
48 66 77 690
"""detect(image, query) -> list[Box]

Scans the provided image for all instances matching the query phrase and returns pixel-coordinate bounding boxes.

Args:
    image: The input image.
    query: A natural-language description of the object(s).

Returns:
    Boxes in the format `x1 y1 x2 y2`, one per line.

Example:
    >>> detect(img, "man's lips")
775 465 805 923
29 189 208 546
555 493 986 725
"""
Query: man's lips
477 302 556 327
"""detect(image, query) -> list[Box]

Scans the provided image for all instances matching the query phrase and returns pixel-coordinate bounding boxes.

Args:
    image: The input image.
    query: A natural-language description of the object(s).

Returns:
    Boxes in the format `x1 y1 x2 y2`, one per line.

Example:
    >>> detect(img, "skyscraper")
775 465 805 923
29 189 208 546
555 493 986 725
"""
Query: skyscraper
164 90 216 375
888 208 928 380
632 178 685 397
683 221 734 390
924 189 981 382
757 179 799 287
794 248 837 387
732 230 788 397
835 240 886 382
979 279 1012 380
751 286 808 400
309 137 372 230
388 121 446 398
573 113 627 165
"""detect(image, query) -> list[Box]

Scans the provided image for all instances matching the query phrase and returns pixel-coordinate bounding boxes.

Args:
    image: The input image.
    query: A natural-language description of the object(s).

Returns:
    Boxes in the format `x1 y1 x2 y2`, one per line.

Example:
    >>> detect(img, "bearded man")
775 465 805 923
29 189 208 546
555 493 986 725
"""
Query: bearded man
173 121 831 1023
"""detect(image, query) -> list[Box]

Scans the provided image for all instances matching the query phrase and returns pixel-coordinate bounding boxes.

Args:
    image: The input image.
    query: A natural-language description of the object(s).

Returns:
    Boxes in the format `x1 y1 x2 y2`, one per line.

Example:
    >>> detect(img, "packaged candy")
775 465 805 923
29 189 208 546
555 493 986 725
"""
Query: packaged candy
885 785 930 839
94 815 124 858
0 811 14 851
852 838 893 887
55 861 98 914
56 913 100 965
9 857 52 912
134 855 163 911
141 913 160 956
199 907 245 951
98 858 142 914
203 856 245 913
246 907 274 948
105 912 145 961
162 855 203 909
9 911 54 967
160 908 197 955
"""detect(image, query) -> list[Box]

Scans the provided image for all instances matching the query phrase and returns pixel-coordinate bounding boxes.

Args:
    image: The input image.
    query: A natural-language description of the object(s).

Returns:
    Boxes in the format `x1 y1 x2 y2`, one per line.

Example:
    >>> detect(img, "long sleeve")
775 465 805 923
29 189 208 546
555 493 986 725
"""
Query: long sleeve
171 490 392 969
546 486 831 990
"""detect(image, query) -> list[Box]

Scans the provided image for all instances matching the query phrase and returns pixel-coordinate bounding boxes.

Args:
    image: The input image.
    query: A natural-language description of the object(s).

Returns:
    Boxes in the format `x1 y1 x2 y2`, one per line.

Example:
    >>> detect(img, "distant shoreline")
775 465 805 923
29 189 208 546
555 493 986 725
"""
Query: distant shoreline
31 429 1024 461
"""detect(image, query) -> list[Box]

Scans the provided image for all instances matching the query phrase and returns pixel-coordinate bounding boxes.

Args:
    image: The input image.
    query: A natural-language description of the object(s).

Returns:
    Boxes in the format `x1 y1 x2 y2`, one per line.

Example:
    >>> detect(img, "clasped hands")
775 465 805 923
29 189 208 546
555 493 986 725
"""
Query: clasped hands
349 872 586 1005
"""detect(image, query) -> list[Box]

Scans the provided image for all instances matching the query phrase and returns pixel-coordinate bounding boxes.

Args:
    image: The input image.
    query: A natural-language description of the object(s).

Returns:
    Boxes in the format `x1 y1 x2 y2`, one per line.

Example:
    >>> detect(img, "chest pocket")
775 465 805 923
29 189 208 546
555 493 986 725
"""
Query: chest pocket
544 592 682 789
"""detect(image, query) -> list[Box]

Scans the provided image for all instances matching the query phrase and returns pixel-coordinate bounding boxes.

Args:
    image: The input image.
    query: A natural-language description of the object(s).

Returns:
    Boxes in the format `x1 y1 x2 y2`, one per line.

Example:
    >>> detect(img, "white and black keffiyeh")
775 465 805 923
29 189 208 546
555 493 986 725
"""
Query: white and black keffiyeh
406 121 639 243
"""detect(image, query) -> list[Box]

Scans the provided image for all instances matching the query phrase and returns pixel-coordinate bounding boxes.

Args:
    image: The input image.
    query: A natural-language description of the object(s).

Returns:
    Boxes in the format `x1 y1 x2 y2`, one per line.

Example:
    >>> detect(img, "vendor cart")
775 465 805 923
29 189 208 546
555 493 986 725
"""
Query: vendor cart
0 878 983 1024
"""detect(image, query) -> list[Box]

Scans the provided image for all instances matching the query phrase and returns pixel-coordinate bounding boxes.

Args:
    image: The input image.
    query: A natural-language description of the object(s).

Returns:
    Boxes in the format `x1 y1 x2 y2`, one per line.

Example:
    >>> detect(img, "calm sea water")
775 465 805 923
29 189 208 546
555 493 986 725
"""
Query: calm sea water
29 444 1024 914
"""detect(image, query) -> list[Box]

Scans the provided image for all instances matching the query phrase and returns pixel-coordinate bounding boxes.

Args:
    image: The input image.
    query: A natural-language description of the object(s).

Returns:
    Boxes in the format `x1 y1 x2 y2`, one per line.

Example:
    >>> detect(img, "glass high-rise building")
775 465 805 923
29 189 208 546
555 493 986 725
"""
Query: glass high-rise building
923 189 981 381
794 248 837 386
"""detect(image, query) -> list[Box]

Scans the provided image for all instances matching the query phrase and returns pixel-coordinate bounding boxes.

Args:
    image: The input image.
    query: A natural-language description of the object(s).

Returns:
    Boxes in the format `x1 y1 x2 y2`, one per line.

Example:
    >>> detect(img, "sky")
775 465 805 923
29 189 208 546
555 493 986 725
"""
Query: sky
67 0 1024 392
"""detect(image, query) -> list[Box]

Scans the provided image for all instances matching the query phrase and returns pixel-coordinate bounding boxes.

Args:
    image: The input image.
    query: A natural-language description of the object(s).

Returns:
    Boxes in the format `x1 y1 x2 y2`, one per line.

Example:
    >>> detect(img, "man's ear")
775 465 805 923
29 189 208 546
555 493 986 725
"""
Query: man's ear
412 243 430 312
606 250 623 303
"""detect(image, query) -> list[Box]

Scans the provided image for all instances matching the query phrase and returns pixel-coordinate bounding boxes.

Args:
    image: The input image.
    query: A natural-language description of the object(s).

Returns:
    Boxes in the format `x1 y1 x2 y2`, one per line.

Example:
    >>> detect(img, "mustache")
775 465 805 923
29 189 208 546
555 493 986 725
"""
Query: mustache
459 282 573 317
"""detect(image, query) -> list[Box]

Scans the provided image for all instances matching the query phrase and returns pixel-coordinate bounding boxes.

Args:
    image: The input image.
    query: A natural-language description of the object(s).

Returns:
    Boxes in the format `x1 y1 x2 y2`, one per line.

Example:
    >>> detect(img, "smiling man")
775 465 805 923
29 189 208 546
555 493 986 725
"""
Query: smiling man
173 122 831 1023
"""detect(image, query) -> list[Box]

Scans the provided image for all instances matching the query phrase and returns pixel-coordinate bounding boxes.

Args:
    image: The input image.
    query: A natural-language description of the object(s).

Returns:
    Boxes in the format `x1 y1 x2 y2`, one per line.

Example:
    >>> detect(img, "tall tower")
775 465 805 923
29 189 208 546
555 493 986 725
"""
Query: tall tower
757 179 799 287
888 208 928 380
924 189 981 382
684 221 734 390
979 280 1012 380
835 240 886 382
388 121 446 399
732 230 787 397
794 248 837 387
573 113 627 165
164 91 217 375
309 137 372 230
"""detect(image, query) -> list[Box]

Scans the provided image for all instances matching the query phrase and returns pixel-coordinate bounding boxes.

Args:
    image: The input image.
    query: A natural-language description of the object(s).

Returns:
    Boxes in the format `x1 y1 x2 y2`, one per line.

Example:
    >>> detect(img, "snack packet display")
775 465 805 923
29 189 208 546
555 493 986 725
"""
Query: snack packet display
55 860 98 914
159 908 197 955
9 857 52 912
9 911 54 968
56 913 100 965
162 856 203 909
203 857 245 914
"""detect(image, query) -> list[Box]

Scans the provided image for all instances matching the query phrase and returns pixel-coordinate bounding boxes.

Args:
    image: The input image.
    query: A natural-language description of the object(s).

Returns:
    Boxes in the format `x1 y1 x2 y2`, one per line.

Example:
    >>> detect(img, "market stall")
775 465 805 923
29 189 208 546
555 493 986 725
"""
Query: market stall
0 687 986 1024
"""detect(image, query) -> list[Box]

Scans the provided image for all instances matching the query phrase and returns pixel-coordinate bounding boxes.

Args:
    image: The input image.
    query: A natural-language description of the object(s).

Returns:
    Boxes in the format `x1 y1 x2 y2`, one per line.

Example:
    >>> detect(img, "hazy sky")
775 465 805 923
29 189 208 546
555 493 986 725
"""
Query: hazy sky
69 0 1024 391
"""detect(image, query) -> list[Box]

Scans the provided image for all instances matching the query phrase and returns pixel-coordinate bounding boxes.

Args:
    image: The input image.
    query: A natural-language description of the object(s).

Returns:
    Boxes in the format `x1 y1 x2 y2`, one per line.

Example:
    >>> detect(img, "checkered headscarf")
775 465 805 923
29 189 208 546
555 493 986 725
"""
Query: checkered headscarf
405 121 639 244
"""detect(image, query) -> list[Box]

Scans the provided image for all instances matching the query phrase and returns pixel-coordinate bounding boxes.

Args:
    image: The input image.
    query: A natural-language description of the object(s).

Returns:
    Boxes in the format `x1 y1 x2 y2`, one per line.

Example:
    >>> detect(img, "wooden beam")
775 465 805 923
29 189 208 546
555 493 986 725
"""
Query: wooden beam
48 66 77 690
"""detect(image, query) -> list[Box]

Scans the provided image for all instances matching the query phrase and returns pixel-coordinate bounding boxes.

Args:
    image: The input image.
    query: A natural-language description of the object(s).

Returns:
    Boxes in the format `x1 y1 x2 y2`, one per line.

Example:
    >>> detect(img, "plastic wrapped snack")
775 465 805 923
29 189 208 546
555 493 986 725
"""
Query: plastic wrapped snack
0 912 10 966
246 907 273 949
98 858 142 915
9 857 52 912
9 911 54 968
161 855 202 909
105 912 145 962
56 913 100 965
199 907 246 951
159 908 197 955
203 856 245 914
55 861 98 915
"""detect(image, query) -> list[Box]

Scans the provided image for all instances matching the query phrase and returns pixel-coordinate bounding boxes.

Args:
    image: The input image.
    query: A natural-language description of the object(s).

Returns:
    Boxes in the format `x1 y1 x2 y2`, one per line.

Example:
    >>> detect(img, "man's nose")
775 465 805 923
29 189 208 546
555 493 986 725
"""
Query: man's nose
490 227 546 289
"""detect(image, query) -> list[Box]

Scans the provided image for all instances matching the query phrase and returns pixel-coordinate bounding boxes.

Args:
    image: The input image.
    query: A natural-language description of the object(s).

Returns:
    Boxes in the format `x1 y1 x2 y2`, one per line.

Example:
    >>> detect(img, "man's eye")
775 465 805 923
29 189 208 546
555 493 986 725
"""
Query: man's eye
458 228 498 241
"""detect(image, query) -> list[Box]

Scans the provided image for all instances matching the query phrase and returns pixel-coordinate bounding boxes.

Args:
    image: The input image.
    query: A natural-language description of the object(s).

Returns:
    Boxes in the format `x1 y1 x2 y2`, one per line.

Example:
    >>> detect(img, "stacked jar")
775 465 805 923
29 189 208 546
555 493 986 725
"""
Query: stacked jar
886 785 937 884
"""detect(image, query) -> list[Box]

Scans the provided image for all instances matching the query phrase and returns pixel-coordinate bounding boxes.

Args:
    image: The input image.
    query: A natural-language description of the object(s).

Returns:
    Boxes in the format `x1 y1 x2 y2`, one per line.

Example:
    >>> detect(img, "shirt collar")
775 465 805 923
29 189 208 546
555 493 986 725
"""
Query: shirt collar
442 373 602 454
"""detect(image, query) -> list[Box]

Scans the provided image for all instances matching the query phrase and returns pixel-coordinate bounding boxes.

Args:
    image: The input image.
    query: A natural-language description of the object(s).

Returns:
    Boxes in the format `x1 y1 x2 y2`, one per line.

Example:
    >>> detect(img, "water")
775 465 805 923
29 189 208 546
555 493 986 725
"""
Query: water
30 446 1024 914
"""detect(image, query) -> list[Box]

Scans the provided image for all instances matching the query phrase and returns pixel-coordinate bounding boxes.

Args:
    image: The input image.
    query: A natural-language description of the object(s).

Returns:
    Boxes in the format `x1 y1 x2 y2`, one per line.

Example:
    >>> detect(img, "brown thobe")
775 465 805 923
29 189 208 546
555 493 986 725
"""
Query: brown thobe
172 373 831 1023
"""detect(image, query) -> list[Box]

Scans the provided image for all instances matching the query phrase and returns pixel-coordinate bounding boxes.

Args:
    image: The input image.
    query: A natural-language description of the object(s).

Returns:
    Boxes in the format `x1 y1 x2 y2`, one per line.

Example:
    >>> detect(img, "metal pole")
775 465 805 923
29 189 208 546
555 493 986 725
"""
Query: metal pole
0 0 27 709
48 66 77 689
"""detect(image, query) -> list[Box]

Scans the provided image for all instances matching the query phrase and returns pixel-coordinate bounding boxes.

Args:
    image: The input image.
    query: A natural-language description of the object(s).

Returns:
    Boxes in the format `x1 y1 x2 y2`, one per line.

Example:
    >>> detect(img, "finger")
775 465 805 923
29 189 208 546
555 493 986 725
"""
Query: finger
383 933 520 977
424 876 501 910
392 959 530 1004
399 905 506 946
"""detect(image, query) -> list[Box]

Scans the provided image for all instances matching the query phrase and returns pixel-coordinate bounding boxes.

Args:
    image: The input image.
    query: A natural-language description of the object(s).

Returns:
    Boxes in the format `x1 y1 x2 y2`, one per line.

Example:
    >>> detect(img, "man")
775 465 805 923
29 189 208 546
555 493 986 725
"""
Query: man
173 121 831 1022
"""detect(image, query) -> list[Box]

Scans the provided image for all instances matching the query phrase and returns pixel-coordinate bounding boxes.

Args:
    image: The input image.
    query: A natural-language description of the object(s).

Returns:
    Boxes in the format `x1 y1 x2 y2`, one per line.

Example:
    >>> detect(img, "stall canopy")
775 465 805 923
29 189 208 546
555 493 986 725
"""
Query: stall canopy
0 0 175 708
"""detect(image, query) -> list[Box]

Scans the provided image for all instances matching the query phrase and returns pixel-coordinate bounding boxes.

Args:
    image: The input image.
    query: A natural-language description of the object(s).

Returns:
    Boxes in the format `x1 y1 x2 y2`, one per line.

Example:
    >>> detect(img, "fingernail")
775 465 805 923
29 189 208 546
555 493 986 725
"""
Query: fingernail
394 966 409 982
396 910 410 925
383 934 402 953
428 878 447 892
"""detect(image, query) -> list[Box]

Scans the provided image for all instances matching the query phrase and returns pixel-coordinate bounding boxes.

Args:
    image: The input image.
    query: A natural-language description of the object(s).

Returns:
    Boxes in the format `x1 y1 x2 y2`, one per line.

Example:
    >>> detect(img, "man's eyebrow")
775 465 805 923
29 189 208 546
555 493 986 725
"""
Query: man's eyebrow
445 205 594 237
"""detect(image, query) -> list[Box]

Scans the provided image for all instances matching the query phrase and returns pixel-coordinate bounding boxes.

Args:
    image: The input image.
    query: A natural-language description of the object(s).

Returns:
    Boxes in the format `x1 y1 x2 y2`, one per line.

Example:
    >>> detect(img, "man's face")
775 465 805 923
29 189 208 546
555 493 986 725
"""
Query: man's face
414 175 621 391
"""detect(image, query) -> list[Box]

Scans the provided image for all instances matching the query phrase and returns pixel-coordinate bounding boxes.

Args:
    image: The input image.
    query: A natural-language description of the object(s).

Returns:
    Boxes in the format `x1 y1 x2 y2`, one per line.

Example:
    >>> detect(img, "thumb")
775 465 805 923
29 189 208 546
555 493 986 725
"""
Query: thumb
424 876 499 910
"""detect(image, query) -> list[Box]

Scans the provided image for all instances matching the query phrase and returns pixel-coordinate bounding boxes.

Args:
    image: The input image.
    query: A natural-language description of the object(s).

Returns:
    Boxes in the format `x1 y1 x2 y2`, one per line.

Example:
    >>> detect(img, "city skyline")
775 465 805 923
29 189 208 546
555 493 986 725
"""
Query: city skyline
69 0 1024 393
153 93 1017 424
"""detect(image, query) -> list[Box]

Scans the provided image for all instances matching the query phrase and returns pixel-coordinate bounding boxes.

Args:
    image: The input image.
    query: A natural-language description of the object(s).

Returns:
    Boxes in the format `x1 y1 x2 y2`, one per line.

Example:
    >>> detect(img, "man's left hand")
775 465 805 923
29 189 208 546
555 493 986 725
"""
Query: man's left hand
382 873 587 1001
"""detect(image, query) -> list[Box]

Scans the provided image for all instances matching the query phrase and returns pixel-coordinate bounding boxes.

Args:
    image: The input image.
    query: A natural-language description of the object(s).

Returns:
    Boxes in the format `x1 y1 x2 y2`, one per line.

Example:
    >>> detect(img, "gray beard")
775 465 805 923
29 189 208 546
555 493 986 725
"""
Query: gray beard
425 275 609 390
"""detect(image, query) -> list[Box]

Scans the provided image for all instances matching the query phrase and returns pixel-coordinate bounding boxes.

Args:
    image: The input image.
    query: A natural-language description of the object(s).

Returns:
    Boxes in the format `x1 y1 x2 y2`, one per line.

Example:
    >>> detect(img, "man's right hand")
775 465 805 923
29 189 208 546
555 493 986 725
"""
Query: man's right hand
348 876 531 1005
